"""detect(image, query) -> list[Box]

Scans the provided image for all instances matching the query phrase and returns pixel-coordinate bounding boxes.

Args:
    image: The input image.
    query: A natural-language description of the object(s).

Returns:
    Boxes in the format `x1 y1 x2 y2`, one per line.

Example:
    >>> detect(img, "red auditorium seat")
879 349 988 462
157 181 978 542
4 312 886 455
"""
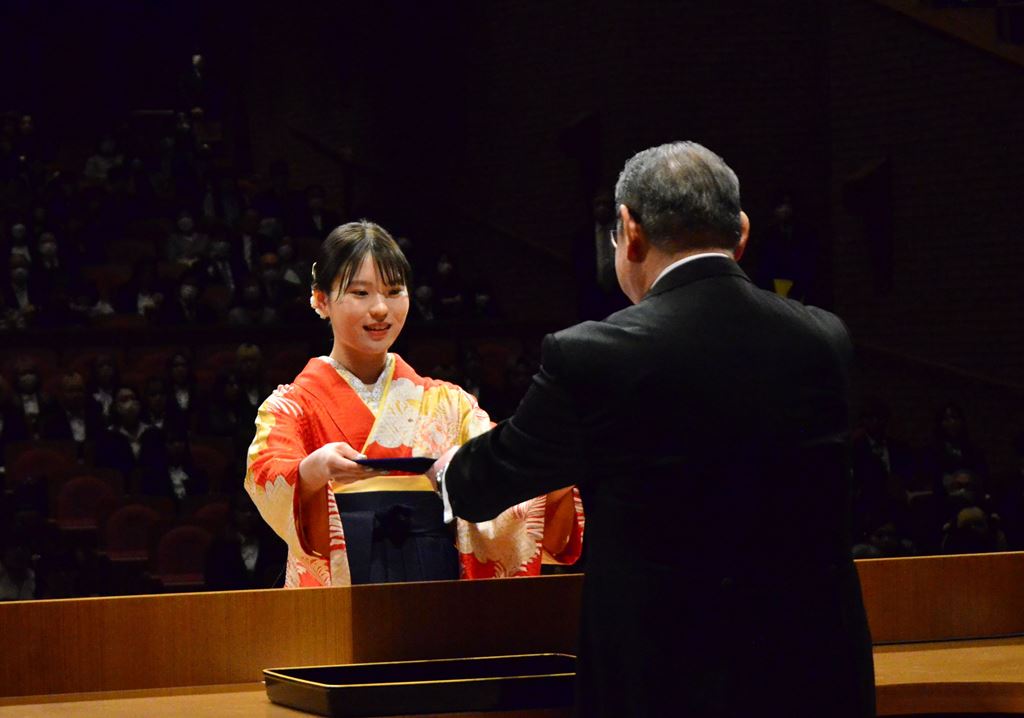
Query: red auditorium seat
190 439 232 492
79 264 132 301
6 443 78 488
55 475 120 531
103 503 163 562
129 349 180 379
192 500 231 535
154 525 213 590
201 285 233 316
0 348 59 378
201 349 238 377
103 239 157 265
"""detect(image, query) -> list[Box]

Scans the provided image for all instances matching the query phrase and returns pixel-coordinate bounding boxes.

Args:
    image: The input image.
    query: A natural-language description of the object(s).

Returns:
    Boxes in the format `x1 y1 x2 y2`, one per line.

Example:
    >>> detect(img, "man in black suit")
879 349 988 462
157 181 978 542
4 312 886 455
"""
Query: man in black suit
432 142 875 717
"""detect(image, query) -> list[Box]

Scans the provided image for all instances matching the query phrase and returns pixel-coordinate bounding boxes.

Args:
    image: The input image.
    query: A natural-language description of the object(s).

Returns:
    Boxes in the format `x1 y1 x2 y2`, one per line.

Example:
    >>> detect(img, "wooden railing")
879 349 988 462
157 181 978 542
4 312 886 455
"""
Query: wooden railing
1 553 1024 714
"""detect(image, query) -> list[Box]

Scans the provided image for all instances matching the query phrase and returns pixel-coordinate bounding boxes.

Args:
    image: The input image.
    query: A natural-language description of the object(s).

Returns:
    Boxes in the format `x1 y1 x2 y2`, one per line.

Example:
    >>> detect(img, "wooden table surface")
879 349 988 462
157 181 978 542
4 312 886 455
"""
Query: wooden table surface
2 637 1020 717
0 683 571 718
874 636 1024 715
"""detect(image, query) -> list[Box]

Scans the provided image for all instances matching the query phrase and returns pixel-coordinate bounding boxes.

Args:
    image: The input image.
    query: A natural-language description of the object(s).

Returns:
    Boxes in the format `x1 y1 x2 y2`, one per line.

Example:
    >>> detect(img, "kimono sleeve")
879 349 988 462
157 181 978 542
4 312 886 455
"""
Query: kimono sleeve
454 387 585 574
244 385 319 558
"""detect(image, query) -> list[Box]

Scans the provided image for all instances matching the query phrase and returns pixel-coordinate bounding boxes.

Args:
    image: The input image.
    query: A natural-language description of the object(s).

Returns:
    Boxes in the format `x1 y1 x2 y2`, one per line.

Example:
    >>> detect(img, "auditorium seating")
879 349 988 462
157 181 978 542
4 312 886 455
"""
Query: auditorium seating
153 524 214 590
103 503 163 562
54 474 120 532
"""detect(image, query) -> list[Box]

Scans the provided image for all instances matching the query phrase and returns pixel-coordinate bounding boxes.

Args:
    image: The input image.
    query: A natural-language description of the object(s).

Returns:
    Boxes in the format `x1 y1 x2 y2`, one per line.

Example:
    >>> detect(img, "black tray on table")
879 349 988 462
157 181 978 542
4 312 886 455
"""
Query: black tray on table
263 653 576 716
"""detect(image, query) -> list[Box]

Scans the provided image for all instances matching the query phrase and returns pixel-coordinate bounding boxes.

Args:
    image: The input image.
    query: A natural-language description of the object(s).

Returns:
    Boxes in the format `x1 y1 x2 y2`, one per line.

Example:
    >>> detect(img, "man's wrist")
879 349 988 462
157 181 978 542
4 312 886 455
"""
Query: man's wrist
434 461 448 492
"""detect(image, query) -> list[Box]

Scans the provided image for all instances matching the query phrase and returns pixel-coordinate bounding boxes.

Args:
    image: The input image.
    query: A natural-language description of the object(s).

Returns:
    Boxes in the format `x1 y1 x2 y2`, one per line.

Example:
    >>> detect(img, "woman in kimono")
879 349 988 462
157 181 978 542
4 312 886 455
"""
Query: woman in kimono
245 221 582 587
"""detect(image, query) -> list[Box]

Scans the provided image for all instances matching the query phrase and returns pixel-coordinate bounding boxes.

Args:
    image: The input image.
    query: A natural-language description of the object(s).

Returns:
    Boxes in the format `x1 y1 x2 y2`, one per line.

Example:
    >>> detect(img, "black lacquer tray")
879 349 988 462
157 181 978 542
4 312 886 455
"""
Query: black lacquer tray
264 653 576 717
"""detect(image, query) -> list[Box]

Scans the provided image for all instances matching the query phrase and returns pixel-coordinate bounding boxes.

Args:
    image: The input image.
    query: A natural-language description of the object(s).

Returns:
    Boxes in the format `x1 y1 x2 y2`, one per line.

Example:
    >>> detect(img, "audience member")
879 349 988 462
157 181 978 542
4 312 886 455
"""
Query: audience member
204 492 286 590
3 254 42 328
7 223 32 263
432 252 466 319
0 541 36 601
201 230 246 300
921 403 990 494
850 401 915 541
165 210 209 267
255 252 300 312
165 353 200 426
293 184 340 238
31 231 68 298
226 278 278 326
39 371 104 445
7 363 46 440
200 370 257 468
157 273 215 326
235 343 269 412
941 506 1008 554
88 354 120 420
139 426 208 502
851 521 916 559
83 136 123 184
114 259 167 321
94 386 163 485
141 376 179 432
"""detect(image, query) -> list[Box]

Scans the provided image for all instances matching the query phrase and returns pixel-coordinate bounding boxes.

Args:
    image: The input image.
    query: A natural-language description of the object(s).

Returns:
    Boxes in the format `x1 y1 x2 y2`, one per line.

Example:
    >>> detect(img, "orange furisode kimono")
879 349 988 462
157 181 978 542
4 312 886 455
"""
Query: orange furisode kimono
245 354 584 587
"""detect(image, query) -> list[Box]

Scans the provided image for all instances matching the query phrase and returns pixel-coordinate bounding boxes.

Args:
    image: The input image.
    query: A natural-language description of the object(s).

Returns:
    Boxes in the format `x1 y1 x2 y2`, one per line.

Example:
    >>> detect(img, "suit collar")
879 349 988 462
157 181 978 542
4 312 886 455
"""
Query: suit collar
643 255 751 299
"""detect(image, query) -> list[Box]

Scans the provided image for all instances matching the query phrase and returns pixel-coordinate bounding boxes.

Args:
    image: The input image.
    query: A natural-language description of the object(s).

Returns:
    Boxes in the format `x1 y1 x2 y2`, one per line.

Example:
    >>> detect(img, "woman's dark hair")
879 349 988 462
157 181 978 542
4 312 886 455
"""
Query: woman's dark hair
312 221 411 298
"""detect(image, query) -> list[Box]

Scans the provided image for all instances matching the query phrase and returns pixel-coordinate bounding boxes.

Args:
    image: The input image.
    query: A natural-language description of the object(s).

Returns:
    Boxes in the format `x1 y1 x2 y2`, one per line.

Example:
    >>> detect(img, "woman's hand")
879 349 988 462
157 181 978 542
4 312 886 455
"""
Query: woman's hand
298 442 381 501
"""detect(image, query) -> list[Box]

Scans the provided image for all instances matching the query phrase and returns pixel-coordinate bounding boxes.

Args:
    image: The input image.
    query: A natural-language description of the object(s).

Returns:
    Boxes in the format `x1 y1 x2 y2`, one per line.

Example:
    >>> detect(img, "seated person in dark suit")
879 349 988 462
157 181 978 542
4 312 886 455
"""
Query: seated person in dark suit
204 492 287 590
6 363 48 441
39 371 105 445
165 352 201 428
156 273 216 326
2 254 44 328
94 386 164 488
139 427 208 502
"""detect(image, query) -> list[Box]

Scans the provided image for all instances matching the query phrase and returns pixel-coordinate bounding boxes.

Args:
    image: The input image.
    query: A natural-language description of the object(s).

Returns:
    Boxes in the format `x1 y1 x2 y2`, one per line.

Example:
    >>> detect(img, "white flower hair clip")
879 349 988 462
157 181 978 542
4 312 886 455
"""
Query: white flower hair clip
310 262 328 319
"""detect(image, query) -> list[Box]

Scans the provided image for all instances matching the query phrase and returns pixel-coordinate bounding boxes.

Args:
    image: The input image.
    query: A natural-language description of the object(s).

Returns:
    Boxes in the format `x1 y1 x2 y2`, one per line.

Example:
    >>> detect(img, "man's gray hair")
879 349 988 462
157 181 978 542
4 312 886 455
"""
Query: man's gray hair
614 141 742 249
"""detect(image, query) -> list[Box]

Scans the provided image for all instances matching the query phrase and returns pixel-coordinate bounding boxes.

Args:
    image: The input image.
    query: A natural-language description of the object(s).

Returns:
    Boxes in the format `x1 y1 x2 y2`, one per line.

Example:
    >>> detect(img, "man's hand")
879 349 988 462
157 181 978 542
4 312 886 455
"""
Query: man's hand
426 446 459 491
298 442 380 500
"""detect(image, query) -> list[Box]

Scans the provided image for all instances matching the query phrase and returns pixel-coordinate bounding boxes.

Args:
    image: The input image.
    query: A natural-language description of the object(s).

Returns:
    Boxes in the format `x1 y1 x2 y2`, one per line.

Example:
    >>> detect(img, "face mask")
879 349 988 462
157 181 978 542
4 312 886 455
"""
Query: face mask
177 217 194 234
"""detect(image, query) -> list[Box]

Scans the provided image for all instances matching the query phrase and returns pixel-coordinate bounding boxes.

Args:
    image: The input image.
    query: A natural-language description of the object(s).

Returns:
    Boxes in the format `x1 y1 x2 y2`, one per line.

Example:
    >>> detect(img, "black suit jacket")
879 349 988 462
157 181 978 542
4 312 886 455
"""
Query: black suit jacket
446 256 875 718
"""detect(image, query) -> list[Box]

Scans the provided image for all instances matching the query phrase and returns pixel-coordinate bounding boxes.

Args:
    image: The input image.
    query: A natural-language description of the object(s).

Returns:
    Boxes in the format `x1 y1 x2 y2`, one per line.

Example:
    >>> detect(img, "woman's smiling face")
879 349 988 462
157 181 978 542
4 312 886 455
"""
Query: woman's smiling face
317 256 410 364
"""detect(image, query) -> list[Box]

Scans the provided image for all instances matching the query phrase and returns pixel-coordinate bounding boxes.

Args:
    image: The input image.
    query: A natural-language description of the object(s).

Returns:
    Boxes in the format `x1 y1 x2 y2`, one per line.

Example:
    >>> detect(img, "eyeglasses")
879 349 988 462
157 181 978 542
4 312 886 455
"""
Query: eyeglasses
608 207 640 250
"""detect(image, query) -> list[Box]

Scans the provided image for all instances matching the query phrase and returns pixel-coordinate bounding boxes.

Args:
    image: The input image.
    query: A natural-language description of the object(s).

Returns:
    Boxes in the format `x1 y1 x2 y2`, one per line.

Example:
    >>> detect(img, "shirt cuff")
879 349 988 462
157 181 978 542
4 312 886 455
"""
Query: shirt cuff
437 461 453 524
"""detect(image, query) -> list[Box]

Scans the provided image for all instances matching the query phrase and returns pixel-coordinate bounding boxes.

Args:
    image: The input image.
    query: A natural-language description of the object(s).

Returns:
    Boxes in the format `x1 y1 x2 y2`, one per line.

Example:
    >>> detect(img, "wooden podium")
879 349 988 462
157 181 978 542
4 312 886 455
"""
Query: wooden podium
1 553 1022 716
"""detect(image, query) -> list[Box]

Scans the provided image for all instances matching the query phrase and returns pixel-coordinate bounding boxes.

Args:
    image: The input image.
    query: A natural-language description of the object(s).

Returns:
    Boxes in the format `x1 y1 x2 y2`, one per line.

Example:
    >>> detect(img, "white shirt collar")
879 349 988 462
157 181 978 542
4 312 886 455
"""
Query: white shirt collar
649 252 732 291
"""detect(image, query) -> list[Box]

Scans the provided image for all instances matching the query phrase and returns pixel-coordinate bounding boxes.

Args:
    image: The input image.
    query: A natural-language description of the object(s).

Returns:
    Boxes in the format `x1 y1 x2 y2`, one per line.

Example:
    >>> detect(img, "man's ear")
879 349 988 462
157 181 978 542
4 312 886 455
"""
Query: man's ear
620 204 649 263
733 210 751 262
